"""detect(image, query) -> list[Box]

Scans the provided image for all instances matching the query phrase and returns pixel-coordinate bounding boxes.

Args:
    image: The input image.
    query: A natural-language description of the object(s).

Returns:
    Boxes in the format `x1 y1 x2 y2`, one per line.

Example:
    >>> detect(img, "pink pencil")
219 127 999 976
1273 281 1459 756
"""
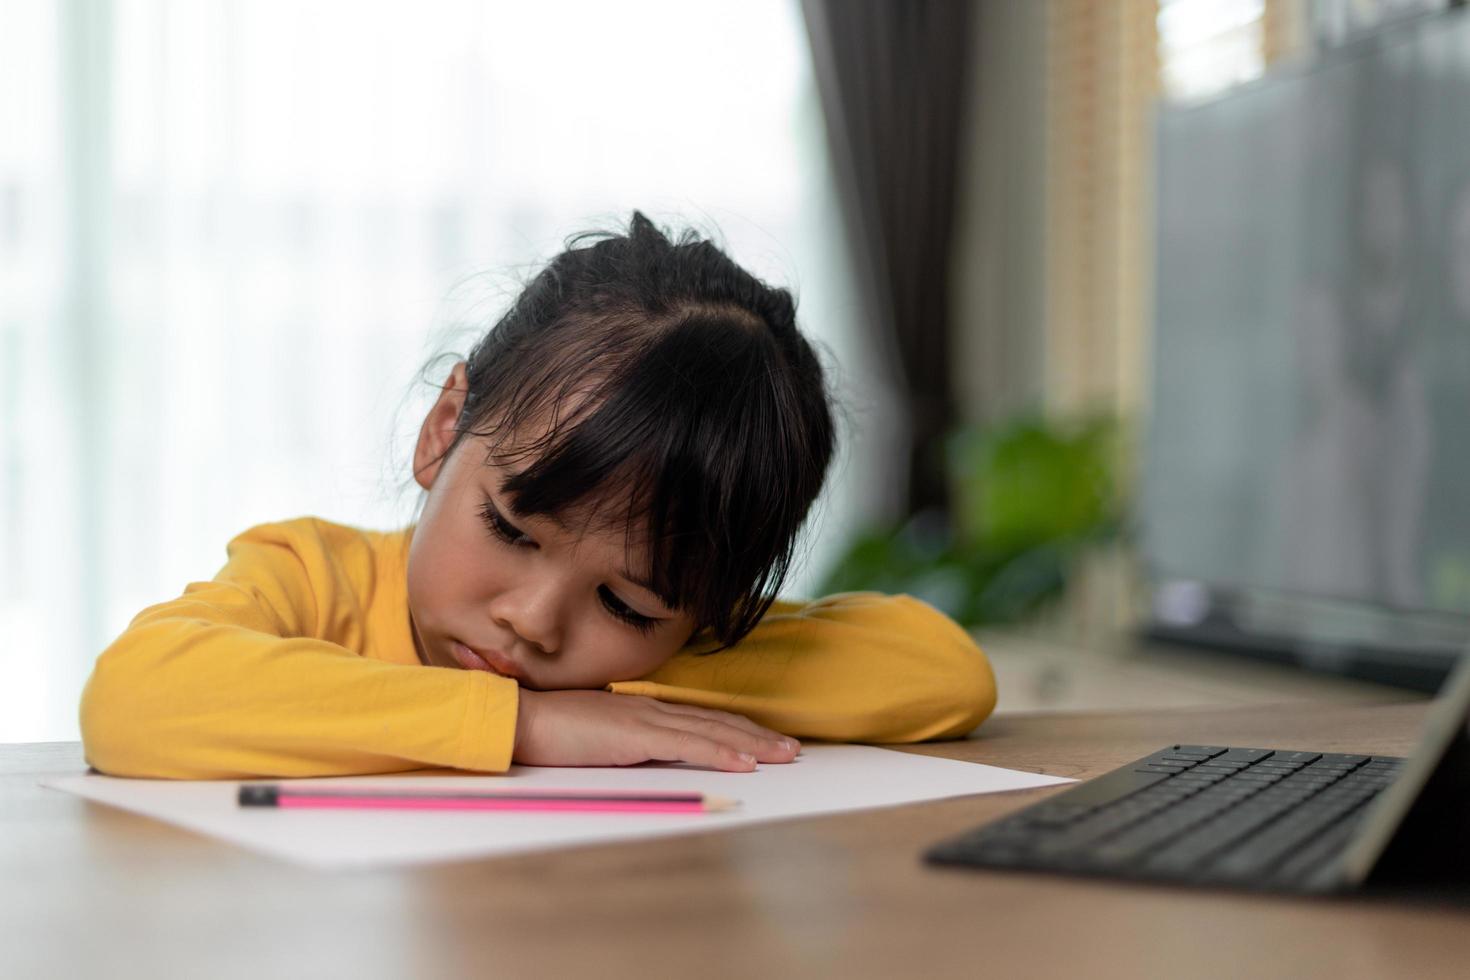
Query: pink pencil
238 785 738 814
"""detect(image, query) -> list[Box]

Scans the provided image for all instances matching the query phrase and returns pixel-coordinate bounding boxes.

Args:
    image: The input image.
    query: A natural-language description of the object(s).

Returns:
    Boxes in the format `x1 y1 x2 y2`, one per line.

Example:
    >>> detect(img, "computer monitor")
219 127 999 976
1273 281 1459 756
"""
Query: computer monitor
1141 8 1470 690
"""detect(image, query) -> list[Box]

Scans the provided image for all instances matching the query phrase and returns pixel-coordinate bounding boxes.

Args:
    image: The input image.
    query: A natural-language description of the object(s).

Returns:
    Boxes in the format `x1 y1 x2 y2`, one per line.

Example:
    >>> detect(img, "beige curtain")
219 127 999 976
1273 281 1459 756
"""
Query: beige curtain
1043 0 1160 419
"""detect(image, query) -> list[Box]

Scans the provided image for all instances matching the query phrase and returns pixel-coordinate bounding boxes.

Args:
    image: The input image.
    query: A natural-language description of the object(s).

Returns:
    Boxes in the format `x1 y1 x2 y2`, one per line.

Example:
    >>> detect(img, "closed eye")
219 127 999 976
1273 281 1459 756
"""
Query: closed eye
599 586 660 634
479 497 535 548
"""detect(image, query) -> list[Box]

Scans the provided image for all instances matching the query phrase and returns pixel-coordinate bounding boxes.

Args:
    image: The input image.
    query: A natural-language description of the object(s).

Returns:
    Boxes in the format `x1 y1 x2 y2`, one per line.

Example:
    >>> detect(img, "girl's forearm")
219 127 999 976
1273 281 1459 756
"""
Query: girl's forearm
81 614 520 779
616 593 996 743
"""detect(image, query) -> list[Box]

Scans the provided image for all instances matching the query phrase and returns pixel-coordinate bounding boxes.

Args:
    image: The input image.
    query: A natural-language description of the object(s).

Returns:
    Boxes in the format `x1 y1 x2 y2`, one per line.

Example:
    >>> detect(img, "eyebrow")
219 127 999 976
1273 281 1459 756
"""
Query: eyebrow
495 491 674 610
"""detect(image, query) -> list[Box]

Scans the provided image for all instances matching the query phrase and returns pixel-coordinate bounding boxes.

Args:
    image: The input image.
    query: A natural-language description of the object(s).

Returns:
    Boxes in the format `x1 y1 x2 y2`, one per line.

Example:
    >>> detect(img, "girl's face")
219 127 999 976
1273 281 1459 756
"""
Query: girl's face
406 364 698 690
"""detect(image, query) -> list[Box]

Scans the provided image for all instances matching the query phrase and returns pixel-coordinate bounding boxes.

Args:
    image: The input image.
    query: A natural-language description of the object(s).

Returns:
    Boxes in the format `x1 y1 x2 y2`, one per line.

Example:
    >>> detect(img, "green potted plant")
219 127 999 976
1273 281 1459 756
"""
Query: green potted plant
819 413 1125 627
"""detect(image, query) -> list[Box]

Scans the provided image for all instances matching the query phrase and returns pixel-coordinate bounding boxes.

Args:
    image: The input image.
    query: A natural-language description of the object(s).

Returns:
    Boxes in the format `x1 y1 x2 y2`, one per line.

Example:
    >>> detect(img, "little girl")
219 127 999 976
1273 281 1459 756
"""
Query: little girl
80 213 996 779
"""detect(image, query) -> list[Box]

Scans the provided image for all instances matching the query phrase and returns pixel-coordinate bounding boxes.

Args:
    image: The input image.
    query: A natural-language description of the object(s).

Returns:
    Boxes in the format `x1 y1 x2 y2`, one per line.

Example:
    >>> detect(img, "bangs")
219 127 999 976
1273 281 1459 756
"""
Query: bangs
463 312 809 646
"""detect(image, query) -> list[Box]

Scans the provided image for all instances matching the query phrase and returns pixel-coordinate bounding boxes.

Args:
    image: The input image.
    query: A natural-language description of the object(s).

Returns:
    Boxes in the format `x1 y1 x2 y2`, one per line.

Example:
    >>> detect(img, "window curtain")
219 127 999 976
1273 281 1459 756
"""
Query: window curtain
801 0 974 515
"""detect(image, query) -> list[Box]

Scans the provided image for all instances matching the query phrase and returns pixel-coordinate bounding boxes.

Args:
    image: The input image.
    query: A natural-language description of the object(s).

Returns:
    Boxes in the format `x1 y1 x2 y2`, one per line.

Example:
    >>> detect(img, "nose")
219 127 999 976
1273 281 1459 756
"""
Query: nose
486 572 563 656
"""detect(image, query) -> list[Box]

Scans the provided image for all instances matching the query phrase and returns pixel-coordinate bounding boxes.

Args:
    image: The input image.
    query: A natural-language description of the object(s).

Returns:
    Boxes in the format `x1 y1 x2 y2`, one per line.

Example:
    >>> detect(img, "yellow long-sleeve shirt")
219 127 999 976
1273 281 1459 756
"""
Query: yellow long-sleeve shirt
80 518 997 779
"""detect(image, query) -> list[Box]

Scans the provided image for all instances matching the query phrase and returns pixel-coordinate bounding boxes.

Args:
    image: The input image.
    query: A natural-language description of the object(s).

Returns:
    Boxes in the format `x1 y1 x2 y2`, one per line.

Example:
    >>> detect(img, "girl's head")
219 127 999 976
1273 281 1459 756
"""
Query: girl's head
406 212 835 689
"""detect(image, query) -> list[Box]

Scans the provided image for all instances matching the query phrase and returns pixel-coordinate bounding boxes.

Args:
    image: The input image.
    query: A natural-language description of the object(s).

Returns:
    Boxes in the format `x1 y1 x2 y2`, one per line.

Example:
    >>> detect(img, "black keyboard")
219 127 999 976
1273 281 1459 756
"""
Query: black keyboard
926 745 1405 891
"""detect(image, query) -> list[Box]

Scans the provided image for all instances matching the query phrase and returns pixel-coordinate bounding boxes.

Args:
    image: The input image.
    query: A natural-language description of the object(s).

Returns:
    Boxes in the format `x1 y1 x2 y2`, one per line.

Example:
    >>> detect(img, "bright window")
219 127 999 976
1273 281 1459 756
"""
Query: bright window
0 0 886 740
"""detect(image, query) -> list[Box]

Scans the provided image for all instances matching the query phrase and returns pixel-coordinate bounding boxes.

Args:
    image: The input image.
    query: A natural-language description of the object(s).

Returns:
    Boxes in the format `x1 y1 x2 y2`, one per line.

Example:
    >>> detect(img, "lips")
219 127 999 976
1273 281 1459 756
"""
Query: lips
450 640 524 682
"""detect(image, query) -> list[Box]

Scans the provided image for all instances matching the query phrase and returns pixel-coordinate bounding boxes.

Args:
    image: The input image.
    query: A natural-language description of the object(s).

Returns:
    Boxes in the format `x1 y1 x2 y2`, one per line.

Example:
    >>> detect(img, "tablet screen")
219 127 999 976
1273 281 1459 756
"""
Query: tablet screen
1328 650 1470 889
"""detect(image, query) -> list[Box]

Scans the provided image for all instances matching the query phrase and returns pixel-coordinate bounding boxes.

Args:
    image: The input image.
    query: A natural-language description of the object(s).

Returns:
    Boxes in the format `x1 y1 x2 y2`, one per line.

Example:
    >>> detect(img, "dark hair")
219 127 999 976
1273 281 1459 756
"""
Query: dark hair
442 212 835 648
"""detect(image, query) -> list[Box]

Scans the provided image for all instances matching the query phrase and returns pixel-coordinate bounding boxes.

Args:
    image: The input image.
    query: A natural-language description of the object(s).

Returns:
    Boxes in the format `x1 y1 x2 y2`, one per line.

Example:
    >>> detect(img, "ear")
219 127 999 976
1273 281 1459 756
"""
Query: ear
413 361 470 490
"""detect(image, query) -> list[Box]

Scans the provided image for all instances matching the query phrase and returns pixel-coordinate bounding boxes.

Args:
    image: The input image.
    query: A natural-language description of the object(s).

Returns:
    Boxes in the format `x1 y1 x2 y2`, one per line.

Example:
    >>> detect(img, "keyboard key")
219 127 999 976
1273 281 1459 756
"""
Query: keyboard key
1270 751 1321 765
1210 831 1327 880
1272 819 1363 888
1261 777 1315 792
1159 783 1205 797
1087 838 1157 866
1144 802 1285 873
1142 850 1212 877
1050 769 1176 808
1174 745 1228 757
1318 753 1369 766
1019 804 1091 827
1216 748 1274 764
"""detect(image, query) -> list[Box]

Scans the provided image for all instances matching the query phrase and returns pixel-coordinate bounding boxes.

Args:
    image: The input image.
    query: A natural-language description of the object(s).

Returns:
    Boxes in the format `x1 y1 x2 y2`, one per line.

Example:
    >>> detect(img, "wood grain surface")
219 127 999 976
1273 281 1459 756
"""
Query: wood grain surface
5 700 1467 980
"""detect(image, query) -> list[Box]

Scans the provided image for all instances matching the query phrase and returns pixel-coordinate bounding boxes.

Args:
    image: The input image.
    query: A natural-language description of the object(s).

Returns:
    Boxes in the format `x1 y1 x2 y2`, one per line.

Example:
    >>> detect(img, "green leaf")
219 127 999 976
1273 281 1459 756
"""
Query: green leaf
816 411 1128 628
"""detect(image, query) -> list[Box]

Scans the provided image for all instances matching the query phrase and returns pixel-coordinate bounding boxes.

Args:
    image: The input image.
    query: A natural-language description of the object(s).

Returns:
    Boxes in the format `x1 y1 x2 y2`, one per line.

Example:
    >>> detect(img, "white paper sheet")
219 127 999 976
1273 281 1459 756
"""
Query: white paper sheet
41 744 1072 870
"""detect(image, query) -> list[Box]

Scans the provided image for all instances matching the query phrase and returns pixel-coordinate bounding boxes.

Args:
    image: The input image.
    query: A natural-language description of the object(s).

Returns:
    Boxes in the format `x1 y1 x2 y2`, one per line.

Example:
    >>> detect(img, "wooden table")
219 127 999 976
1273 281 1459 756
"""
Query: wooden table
5 701 1469 980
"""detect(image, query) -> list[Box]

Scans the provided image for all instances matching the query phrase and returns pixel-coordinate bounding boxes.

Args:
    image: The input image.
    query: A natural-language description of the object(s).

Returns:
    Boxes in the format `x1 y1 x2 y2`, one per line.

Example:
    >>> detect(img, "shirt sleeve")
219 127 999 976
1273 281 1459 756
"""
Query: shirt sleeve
606 593 997 742
79 523 520 779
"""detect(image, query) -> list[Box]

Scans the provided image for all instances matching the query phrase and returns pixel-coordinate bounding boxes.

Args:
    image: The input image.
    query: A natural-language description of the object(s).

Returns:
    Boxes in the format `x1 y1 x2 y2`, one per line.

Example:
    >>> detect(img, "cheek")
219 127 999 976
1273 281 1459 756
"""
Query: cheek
405 546 441 628
409 529 497 622
588 625 693 680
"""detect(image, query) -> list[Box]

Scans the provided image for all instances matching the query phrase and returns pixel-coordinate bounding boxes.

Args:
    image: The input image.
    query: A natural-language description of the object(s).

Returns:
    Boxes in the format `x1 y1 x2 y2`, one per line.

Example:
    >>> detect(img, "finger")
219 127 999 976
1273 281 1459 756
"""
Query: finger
661 711 800 763
653 714 799 764
652 702 801 753
642 727 758 773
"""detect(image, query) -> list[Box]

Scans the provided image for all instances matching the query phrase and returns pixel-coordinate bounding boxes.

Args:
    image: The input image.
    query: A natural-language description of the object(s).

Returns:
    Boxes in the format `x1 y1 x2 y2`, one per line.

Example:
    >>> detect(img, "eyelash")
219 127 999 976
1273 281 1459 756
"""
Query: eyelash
479 498 532 548
597 586 659 635
478 497 660 635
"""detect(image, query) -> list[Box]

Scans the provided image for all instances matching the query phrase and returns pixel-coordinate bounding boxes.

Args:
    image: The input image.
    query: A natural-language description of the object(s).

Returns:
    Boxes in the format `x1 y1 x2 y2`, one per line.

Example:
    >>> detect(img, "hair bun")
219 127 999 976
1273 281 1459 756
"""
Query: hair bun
761 291 797 334
627 210 669 248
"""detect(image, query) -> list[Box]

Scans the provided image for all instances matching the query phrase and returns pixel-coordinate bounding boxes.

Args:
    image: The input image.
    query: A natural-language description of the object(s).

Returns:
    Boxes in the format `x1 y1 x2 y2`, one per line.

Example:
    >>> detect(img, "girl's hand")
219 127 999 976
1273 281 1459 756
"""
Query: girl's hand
511 689 801 772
